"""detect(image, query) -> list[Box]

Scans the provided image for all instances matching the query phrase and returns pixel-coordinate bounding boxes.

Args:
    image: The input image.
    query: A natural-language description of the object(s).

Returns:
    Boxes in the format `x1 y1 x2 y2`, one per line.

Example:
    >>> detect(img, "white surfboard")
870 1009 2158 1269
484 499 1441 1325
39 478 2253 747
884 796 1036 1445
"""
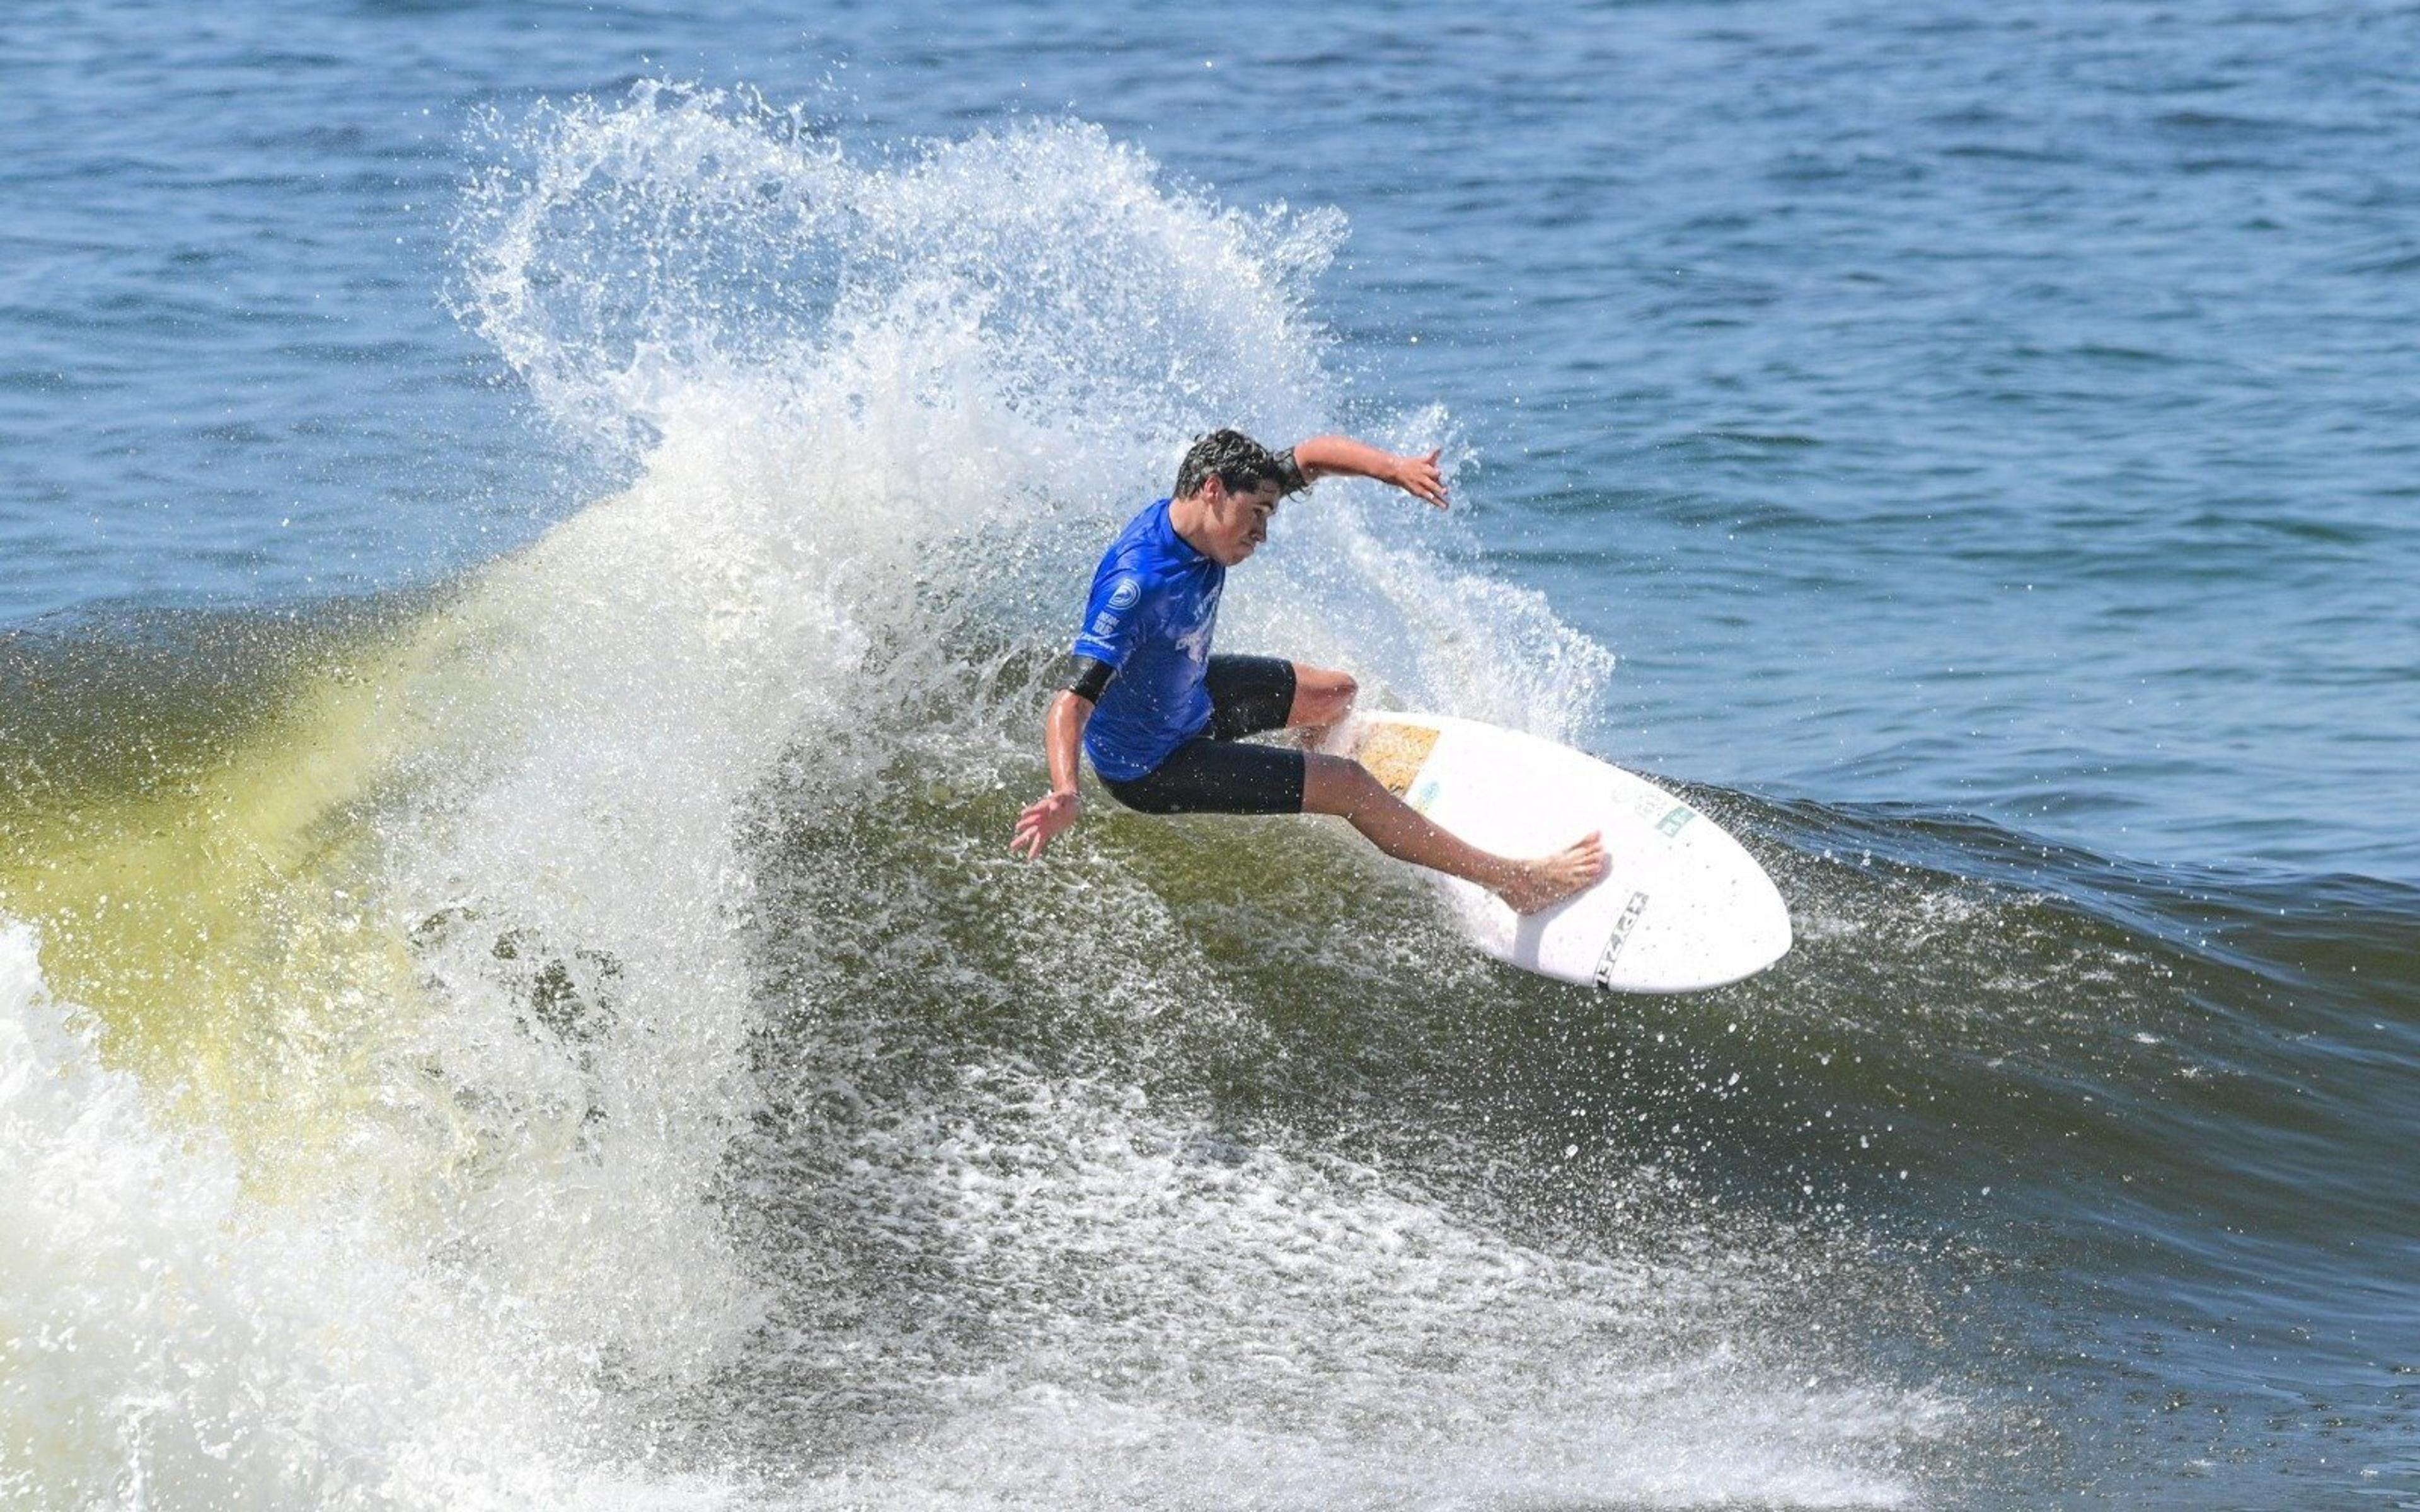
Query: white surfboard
1317 712 1790 992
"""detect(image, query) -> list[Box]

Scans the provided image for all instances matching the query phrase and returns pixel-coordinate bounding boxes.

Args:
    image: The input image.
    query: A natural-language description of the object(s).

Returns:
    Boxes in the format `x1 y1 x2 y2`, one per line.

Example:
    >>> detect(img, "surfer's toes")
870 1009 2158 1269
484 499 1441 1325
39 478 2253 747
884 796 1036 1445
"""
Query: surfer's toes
1503 832 1608 915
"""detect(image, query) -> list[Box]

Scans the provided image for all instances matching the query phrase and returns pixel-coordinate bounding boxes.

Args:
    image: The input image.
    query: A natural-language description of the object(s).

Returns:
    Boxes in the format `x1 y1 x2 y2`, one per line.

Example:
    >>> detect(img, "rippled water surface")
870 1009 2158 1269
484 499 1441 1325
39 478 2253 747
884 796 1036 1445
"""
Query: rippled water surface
3 3 2416 1508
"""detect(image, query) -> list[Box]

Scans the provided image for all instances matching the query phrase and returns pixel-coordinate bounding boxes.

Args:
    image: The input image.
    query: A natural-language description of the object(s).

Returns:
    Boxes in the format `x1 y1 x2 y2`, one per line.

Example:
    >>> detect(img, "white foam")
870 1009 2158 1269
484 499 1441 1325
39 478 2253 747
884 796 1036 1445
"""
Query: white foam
746 1075 1954 1509
0 923 729 1509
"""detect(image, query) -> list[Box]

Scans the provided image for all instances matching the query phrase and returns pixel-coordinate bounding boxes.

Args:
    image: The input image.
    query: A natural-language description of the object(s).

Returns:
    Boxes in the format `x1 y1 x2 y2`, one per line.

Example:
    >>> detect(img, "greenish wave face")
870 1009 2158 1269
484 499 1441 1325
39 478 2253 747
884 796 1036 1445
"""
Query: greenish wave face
1 606 436 1169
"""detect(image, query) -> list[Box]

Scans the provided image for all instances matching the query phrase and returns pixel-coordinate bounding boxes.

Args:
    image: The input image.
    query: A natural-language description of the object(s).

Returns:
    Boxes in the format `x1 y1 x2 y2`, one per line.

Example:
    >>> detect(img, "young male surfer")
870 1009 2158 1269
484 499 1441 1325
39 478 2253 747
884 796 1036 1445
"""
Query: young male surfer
1011 430 1606 915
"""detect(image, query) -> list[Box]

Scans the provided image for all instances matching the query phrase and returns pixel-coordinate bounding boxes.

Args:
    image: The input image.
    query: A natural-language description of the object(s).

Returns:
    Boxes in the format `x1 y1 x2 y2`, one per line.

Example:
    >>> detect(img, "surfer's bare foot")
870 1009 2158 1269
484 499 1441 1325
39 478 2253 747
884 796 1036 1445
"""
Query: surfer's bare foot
1497 831 1607 915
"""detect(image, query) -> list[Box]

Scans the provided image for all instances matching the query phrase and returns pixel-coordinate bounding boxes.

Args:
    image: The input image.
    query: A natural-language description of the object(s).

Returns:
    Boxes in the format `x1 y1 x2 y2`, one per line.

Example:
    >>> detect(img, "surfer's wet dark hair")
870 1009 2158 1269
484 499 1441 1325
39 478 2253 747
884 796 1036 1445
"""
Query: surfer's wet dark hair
1174 429 1306 500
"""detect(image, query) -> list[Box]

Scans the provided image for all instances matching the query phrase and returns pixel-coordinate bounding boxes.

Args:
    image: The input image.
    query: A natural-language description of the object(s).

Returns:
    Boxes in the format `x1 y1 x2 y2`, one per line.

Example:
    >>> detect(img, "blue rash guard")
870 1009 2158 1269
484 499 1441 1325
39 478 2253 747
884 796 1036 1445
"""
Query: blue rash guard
1069 497 1224 782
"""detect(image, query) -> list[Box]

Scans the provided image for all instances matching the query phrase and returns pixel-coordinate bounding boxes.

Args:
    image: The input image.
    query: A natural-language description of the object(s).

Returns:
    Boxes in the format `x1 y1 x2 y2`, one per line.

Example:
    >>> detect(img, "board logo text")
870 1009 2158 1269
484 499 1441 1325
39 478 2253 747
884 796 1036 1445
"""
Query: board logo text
1591 890 1652 989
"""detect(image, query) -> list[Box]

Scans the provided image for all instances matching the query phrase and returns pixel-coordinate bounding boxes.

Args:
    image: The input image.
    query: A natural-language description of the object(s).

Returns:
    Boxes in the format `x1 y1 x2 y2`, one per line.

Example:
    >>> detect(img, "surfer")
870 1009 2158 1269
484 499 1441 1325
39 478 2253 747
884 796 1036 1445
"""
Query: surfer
1012 430 1606 915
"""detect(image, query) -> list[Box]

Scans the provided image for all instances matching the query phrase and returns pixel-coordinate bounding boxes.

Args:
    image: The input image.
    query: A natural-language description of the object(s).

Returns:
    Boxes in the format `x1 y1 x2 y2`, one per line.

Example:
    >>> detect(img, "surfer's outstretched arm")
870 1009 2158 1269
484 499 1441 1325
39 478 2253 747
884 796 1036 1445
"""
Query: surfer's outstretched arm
1302 753 1604 915
1013 689 1093 859
1288 436 1449 508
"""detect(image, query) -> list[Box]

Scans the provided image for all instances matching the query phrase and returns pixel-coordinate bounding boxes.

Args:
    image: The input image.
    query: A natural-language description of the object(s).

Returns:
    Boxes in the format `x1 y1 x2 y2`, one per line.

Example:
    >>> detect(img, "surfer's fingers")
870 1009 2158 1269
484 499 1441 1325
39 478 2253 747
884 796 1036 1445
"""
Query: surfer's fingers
1011 815 1056 859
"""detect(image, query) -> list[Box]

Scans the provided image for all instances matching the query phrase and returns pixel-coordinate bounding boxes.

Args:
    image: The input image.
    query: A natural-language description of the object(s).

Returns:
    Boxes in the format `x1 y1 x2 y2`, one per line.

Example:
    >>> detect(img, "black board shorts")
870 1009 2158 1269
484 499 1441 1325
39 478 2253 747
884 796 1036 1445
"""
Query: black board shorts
1100 656 1308 816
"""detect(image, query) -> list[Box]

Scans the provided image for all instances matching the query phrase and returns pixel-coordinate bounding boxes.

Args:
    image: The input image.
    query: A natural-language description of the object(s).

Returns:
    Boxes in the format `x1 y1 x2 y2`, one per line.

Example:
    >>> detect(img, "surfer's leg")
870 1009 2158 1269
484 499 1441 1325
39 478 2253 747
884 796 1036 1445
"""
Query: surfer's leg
1301 753 1605 915
1100 738 1305 815
1283 664 1357 731
1203 655 1301 740
1202 656 1354 743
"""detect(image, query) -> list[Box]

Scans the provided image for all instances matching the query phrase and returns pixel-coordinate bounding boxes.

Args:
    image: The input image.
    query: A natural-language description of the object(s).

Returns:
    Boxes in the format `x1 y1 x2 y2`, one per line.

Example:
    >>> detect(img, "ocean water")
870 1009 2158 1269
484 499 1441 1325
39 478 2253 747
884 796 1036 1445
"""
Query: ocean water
3 3 2416 1508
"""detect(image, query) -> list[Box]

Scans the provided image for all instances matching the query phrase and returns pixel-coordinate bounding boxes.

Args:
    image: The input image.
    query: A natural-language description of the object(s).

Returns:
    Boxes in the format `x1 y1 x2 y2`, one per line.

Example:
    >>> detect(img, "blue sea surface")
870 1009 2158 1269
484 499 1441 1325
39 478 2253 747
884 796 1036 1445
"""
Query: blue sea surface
4 4 2417 1508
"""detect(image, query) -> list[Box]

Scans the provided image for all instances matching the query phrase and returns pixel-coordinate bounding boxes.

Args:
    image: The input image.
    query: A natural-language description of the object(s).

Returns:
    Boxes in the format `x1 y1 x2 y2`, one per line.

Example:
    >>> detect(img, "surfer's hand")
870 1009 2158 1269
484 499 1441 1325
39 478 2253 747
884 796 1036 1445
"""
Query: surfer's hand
1012 789 1081 860
1390 448 1448 509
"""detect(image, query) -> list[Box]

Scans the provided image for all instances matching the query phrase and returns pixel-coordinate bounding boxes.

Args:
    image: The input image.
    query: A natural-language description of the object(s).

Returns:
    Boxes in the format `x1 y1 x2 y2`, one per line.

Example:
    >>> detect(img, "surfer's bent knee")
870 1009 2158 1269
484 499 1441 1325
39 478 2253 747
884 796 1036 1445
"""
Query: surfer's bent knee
1288 665 1358 729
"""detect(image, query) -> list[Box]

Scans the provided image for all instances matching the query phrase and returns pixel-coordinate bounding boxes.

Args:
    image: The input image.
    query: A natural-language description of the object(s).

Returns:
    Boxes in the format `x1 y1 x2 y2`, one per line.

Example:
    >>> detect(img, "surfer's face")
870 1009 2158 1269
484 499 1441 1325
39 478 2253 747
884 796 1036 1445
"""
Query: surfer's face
1202 476 1283 566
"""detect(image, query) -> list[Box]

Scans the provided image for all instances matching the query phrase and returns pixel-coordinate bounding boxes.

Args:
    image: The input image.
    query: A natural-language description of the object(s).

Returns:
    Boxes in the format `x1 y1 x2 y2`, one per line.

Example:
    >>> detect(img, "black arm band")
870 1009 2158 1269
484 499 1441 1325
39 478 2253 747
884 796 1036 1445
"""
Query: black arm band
1059 654 1115 702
